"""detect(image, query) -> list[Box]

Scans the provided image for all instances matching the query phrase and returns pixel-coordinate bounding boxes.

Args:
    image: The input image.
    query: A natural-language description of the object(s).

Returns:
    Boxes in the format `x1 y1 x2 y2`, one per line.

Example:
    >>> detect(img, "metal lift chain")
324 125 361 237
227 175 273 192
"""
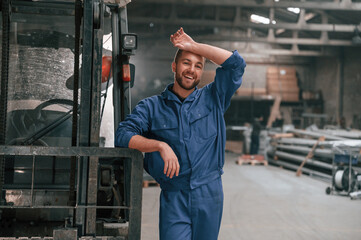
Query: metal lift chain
69 0 83 207
0 0 11 203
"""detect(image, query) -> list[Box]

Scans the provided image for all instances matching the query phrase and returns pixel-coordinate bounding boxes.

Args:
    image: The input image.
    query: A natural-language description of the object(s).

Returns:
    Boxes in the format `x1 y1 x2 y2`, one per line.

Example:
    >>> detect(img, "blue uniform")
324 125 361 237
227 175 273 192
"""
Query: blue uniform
115 51 246 240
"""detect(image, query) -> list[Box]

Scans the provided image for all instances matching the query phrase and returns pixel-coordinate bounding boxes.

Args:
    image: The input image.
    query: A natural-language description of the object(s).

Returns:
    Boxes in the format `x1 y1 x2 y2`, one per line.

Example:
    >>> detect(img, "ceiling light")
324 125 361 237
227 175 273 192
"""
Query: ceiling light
250 14 271 24
287 7 300 14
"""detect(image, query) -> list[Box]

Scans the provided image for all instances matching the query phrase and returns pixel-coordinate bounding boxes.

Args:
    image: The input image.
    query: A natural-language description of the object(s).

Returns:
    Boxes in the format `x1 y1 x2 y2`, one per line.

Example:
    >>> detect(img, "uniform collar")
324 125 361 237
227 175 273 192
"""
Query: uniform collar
161 83 198 103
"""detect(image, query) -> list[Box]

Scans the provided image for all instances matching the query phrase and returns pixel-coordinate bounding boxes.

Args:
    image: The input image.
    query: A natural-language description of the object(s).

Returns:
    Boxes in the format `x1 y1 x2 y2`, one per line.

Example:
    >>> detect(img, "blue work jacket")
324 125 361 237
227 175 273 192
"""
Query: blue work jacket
115 51 246 191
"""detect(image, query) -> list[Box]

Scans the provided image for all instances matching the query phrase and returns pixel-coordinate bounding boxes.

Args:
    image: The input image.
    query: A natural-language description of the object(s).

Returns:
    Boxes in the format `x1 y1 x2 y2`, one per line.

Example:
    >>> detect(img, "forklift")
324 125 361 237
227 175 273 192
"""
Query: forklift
0 0 142 239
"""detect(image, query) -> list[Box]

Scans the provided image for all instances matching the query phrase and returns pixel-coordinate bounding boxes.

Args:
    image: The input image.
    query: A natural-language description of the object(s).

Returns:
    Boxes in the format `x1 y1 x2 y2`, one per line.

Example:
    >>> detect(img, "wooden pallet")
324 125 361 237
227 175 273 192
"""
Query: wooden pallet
236 155 268 166
143 179 160 188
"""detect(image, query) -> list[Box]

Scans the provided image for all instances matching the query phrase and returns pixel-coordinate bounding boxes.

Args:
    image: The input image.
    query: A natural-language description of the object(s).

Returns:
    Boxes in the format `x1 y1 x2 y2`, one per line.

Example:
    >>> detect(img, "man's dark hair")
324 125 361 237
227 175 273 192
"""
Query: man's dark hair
173 49 205 65
174 49 183 63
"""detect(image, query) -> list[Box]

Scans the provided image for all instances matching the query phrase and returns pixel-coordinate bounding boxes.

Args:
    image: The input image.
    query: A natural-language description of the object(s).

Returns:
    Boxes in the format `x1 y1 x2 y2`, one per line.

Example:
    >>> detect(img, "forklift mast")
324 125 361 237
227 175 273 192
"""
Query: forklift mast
0 0 142 239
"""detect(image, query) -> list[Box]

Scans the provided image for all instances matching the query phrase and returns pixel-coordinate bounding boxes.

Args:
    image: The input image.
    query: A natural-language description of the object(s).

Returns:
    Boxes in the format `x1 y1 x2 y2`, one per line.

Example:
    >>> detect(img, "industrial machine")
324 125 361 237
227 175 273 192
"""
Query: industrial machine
326 143 361 198
0 0 142 239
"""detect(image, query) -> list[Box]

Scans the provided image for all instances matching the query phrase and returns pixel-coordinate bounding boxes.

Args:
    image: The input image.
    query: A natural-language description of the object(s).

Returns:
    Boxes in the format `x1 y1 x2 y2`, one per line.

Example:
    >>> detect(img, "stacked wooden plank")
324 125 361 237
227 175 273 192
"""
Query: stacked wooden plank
235 87 267 97
266 67 299 102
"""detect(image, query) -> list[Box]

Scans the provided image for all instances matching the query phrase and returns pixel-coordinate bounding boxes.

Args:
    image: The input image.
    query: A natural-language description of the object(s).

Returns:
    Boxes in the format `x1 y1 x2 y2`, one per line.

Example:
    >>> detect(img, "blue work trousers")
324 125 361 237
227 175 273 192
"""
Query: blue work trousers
159 177 224 240
250 134 260 155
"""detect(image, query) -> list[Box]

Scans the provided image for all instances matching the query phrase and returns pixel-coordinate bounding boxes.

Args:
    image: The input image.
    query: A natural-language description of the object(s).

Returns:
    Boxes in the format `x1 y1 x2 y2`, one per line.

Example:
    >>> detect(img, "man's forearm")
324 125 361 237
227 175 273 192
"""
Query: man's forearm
129 135 180 178
128 135 164 153
170 28 232 66
191 42 232 66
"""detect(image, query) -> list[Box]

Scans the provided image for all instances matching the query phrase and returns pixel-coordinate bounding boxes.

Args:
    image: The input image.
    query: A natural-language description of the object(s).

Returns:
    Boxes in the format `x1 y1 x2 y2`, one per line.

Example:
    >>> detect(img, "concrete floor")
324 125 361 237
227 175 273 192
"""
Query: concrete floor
141 152 361 240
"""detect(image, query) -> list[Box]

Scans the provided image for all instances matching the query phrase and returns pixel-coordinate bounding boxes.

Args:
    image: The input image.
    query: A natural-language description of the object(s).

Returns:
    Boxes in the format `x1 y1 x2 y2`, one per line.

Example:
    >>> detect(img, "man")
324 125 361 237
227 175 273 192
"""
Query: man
115 28 246 240
250 116 263 155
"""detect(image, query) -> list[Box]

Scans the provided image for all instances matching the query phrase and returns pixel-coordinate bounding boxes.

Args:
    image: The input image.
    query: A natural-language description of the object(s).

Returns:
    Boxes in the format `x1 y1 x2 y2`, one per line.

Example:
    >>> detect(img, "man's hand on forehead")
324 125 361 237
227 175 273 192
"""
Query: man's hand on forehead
171 27 232 66
170 27 196 52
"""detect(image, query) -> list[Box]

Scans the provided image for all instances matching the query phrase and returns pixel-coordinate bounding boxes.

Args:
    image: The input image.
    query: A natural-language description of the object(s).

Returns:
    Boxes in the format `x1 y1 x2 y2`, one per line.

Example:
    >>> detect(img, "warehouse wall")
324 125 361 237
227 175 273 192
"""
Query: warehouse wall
342 48 361 128
313 47 361 127
241 63 313 91
313 56 339 122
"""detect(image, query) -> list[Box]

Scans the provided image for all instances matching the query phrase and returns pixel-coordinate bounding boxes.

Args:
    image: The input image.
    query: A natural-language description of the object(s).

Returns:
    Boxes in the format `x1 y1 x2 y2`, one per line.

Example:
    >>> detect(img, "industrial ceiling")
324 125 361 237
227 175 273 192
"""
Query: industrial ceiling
126 0 361 56
2 0 361 57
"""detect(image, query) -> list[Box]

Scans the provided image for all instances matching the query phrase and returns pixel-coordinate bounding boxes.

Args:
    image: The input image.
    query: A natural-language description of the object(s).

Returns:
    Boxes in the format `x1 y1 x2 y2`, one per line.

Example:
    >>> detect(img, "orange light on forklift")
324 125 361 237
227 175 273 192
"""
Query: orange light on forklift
102 56 112 83
122 64 131 82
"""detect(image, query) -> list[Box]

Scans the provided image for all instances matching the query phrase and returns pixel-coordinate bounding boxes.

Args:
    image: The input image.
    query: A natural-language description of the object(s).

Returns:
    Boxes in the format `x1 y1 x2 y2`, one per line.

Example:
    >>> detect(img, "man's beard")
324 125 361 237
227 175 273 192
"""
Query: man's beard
175 70 200 91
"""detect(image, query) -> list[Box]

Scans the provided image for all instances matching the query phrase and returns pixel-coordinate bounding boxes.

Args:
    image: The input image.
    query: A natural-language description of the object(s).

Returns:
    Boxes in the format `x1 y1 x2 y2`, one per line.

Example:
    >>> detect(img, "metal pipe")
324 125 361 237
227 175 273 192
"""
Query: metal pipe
275 150 333 170
271 145 361 173
315 129 361 139
288 129 346 140
268 158 332 182
277 137 334 148
276 144 333 158
277 137 320 146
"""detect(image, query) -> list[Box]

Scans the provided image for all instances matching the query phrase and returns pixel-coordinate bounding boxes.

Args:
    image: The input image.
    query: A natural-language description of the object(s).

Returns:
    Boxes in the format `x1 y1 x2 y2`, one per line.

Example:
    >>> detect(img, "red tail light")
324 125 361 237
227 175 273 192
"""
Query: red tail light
102 56 112 83
122 64 131 82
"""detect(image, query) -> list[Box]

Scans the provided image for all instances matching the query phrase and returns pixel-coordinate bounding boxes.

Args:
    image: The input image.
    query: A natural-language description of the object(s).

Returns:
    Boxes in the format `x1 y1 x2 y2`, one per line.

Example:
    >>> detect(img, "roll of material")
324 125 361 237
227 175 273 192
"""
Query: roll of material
334 170 344 190
333 168 356 191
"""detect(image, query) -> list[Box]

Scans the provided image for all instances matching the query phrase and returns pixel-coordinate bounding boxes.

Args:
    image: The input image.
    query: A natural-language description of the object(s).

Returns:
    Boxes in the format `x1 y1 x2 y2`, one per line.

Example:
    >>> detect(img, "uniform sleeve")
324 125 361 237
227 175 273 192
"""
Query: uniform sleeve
114 99 151 148
213 50 246 112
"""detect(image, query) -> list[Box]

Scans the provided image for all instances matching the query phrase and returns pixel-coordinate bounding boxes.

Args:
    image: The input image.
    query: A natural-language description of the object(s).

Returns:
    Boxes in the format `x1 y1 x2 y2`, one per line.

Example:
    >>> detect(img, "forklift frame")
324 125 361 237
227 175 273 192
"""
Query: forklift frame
0 0 142 239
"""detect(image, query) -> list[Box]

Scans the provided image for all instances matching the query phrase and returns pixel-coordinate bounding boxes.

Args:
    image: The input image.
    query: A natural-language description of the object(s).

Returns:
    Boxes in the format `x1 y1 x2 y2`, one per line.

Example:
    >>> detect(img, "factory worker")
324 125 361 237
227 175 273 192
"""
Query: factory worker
115 27 246 240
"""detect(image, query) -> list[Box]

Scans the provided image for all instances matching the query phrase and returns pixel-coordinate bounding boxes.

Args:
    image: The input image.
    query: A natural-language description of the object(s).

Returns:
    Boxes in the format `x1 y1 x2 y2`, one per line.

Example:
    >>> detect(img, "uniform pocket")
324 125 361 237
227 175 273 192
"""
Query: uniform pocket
189 106 217 141
151 117 179 141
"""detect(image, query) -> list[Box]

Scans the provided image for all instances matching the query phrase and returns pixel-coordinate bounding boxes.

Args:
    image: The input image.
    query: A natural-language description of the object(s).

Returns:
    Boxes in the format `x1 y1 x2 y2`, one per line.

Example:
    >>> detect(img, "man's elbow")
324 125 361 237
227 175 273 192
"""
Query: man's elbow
114 127 127 148
114 128 138 148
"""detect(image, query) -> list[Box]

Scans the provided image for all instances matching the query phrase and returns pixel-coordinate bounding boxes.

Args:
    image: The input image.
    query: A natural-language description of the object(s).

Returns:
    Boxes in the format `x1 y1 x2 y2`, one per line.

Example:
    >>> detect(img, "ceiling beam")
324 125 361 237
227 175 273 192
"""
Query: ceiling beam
276 12 317 36
138 39 336 57
135 30 355 47
248 49 329 56
196 35 354 46
129 16 360 33
139 0 361 11
137 36 339 57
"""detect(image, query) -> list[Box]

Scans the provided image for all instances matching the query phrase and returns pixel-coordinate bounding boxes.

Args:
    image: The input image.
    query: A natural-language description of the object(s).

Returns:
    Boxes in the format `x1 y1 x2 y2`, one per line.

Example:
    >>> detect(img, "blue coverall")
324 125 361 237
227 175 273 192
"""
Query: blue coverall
115 51 246 240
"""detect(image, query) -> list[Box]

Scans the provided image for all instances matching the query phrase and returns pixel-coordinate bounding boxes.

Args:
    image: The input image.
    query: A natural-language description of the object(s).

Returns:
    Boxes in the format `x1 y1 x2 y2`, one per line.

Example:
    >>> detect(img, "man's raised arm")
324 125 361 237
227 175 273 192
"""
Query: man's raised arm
170 27 232 65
